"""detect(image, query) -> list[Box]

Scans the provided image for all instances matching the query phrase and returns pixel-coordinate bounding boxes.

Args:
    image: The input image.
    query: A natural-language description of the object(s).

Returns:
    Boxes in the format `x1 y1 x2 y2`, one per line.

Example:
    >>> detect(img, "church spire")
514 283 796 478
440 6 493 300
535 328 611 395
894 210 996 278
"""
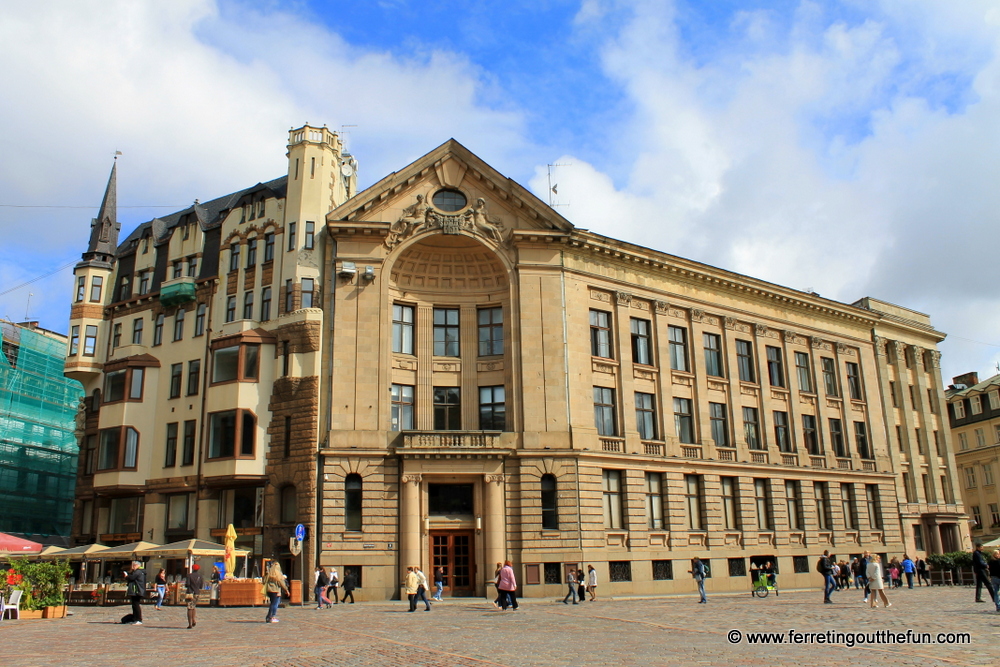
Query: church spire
82 160 120 264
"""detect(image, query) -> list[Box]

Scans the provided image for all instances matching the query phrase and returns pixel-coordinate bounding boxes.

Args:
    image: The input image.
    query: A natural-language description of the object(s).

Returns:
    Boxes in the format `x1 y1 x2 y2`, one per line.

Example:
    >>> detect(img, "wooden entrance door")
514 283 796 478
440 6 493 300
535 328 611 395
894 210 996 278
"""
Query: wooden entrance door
429 531 475 597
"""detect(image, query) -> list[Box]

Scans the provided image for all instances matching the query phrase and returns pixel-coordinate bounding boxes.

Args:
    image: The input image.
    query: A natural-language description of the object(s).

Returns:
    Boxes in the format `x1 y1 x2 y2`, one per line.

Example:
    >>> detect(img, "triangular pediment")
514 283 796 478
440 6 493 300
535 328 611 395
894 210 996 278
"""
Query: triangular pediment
327 140 574 240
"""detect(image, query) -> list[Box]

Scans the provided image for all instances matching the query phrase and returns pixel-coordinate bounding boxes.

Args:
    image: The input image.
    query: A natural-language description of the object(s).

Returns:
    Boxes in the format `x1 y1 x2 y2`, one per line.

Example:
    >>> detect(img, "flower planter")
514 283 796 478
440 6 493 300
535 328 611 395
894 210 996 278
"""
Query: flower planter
43 605 67 618
19 609 44 619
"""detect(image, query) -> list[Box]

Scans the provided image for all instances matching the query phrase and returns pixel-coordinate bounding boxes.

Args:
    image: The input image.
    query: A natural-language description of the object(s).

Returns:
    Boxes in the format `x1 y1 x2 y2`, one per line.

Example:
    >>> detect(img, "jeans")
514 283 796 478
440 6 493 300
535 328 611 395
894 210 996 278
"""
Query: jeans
696 578 706 602
341 589 355 603
155 584 166 608
434 581 443 600
563 583 578 603
824 574 836 601
416 586 431 610
905 572 914 589
266 591 281 621
314 585 329 607
499 588 518 609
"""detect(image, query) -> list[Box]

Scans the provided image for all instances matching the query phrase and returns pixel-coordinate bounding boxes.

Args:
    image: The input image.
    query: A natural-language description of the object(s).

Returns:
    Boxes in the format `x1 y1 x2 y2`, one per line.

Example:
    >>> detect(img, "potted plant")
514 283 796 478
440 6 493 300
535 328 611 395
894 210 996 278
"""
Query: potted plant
926 553 954 585
5 559 71 619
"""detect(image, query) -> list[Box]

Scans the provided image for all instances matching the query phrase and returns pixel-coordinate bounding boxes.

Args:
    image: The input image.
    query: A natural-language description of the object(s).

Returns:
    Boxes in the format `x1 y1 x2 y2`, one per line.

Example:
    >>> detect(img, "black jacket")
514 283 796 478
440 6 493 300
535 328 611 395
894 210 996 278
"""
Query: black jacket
342 574 356 591
125 568 147 597
973 549 990 572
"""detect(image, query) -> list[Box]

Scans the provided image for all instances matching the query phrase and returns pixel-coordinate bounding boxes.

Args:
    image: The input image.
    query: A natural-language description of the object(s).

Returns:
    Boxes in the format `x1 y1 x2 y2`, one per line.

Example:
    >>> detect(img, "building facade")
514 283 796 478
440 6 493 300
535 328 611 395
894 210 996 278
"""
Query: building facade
1 320 84 542
946 372 1000 545
66 125 966 597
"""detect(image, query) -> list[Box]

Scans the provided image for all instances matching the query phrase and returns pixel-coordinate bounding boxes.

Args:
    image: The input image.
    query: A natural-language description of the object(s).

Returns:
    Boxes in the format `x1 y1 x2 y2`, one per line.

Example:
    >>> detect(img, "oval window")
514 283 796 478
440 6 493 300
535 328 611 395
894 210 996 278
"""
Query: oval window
432 189 467 212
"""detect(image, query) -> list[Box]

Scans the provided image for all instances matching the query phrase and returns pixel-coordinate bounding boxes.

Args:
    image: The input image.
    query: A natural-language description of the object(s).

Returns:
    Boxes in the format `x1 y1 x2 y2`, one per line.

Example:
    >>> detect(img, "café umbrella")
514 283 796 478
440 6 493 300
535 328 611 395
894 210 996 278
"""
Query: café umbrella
0 532 43 556
223 525 238 577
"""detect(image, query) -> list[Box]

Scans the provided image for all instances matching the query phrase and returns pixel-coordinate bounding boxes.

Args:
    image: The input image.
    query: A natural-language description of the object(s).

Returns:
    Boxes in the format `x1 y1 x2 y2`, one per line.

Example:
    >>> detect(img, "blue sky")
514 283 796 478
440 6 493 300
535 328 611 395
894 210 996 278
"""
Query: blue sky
2 0 1000 383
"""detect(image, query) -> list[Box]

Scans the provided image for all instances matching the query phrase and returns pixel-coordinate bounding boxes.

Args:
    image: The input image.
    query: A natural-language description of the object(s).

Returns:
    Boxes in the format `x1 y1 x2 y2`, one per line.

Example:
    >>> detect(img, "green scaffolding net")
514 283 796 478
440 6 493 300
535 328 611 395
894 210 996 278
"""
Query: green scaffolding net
0 322 84 537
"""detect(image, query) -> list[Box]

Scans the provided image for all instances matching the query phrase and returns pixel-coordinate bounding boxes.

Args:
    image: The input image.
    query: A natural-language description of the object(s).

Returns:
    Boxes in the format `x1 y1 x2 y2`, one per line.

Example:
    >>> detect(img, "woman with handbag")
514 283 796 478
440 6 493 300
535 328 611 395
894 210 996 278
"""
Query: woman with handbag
185 564 204 629
264 562 289 623
154 568 167 610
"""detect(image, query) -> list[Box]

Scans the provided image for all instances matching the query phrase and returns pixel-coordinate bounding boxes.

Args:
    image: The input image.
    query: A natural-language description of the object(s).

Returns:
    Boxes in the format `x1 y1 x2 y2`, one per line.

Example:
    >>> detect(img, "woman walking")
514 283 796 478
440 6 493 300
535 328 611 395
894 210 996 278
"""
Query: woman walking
497 560 518 610
154 568 167 610
866 555 891 609
327 567 339 604
492 562 503 608
185 564 204 629
587 564 598 601
264 562 289 623
314 566 332 609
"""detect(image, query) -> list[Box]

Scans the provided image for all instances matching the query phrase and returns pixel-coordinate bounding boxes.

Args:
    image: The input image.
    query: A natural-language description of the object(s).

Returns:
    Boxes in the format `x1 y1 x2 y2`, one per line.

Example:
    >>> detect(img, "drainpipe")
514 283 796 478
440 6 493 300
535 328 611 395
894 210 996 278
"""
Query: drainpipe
559 251 583 559
192 280 215 549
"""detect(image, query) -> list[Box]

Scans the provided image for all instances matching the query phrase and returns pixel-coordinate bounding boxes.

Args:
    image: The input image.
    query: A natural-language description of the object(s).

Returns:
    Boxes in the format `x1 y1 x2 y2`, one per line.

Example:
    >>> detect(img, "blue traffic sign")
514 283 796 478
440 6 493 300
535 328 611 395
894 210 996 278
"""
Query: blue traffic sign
295 523 306 541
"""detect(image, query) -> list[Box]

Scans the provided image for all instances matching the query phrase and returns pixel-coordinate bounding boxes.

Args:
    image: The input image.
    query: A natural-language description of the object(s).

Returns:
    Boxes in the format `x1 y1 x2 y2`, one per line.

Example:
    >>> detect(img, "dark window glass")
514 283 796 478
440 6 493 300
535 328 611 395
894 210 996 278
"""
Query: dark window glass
652 560 673 580
229 243 240 272
685 474 704 530
153 315 163 346
631 318 652 365
132 318 143 345
169 363 182 398
479 385 506 430
754 479 773 530
674 397 694 443
112 323 121 349
345 474 362 531
243 291 254 320
855 421 872 459
743 407 761 449
90 276 103 302
646 472 665 529
803 414 819 454
774 411 790 452
815 482 831 530
846 362 863 400
428 483 474 514
704 333 723 377
433 387 461 430
209 410 237 458
432 189 467 212
795 351 812 392
287 222 296 251
173 308 185 341
590 310 612 359
635 392 657 440
194 303 206 336
478 307 503 356
593 386 617 436
433 308 460 357
710 402 728 446
213 346 239 383
105 369 126 402
669 326 688 371
736 339 755 382
304 222 315 250
821 357 838 396
785 481 802 530
829 419 845 457
260 288 271 322
187 360 200 396
541 474 558 530
766 346 784 387
165 422 178 467
280 485 297 523
264 232 275 262
246 238 257 268
301 278 315 309
181 421 196 466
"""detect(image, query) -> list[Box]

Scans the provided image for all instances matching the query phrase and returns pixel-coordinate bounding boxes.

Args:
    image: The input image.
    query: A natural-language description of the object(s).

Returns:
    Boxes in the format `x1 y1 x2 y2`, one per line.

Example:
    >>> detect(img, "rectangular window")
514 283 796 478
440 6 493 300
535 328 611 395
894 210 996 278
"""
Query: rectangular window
138 271 150 295
971 395 983 415
433 387 461 430
631 318 652 365
685 474 704 530
854 421 872 459
187 359 200 396
118 275 131 301
264 232 275 262
260 289 271 322
652 560 673 580
112 323 121 349
105 369 126 402
479 385 506 430
603 470 623 529
590 310 612 359
153 315 163 346
246 238 257 268
890 380 898 407
669 326 689 371
211 344 258 383
766 346 784 387
391 384 414 431
75 276 85 302
301 278 315 309
795 351 812 392
181 420 196 466
225 296 236 323
194 303 206 336
972 506 983 528
785 480 802 530
173 308 185 341
673 397 694 443
304 221 315 250
243 291 254 320
990 504 1000 527
721 476 739 530
976 427 986 448
593 386 617 436
959 432 969 450
754 478 773 530
635 392 657 440
646 472 665 529
69 326 80 355
392 304 415 354
90 276 103 302
815 482 831 530
985 464 995 486
169 363 182 398
846 362 862 400
954 401 966 419
934 429 942 456
187 256 198 278
164 422 178 468
902 472 913 503
743 407 761 449
433 308 460 356
229 243 240 272
129 367 144 400
774 411 790 452
84 325 98 356
208 409 255 459
829 418 845 457
287 221 296 250
173 261 183 279
991 391 1000 410
736 339 755 382
922 473 932 501
478 307 503 356
966 466 977 488
802 414 819 454
131 318 143 345
709 402 729 447
865 485 883 529
703 333 724 377
926 388 936 414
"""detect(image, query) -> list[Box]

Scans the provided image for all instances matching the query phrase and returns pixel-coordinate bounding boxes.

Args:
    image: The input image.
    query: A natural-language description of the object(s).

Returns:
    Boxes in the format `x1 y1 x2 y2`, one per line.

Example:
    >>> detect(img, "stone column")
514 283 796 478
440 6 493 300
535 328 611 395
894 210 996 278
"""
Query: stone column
483 474 506 574
927 518 942 554
400 474 422 572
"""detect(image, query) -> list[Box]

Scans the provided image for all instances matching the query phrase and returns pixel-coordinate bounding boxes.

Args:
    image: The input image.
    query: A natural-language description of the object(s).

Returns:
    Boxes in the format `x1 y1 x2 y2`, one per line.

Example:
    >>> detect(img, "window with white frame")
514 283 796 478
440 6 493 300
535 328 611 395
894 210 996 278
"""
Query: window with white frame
965 466 977 488
971 395 983 415
954 401 966 419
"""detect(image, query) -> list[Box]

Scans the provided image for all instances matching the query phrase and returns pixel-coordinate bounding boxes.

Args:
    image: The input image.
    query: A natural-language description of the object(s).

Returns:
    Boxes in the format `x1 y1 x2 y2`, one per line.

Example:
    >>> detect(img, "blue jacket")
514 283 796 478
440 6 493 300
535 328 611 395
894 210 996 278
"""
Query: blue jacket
902 558 915 573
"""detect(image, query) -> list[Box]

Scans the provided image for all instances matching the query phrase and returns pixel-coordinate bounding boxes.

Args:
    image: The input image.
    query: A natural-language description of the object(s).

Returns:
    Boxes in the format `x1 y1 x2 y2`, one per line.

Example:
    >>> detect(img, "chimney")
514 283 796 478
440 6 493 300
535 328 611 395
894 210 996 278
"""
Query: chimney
952 372 980 388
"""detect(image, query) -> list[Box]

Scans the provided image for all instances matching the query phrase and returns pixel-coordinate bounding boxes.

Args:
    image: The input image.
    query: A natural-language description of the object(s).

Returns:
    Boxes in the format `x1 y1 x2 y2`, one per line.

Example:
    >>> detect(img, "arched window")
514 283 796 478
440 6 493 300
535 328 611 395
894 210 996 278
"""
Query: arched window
345 474 362 531
541 474 558 530
280 485 297 524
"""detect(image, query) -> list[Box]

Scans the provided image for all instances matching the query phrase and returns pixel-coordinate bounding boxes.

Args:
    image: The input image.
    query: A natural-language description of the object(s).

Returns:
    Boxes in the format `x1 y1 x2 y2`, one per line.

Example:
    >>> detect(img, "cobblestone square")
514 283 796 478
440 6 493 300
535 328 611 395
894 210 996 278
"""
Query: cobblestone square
3 586 999 667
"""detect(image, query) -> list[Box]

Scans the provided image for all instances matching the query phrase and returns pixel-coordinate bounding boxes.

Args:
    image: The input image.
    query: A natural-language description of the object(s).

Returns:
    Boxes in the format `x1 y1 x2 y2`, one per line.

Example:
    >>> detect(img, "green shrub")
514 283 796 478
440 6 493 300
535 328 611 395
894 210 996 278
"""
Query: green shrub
7 559 71 611
925 553 954 570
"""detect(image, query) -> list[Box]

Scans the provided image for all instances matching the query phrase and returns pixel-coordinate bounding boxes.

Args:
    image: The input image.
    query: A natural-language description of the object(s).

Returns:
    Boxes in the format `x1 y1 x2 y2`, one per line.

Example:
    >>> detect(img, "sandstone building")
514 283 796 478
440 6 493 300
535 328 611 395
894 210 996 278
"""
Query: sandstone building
65 125 967 598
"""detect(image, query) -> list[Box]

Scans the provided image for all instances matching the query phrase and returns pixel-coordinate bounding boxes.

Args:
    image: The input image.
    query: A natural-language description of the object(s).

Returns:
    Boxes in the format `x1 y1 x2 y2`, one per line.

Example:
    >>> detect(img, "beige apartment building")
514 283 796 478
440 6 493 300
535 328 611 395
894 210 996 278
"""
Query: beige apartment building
946 372 1000 546
66 124 967 599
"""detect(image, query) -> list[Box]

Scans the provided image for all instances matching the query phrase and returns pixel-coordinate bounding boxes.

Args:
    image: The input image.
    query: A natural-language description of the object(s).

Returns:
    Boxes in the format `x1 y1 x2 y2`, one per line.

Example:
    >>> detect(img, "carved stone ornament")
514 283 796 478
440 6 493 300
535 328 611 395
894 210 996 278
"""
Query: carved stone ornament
929 350 941 368
755 324 769 337
590 290 611 302
872 335 884 356
484 474 505 484
654 300 669 314
724 317 738 330
384 195 506 249
615 291 632 306
690 309 705 323
910 345 924 368
811 336 825 349
784 330 801 345
401 474 423 484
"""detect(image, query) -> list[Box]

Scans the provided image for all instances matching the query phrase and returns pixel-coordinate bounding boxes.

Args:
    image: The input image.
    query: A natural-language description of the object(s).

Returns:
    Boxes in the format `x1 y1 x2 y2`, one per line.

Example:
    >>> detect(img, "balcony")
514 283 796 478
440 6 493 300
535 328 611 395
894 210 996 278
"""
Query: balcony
159 276 197 307
399 431 508 450
600 437 625 453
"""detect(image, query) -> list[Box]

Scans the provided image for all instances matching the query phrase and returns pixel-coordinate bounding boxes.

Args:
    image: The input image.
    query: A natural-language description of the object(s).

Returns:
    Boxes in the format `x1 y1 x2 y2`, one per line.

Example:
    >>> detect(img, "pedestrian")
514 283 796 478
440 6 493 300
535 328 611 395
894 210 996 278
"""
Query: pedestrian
210 565 221 606
327 566 339 604
185 563 204 629
154 568 167 610
889 563 900 589
689 557 707 603
492 562 503 608
830 561 840 590
314 566 332 609
587 564 598 601
341 569 356 603
916 558 929 586
404 566 420 612
562 568 579 604
818 549 835 603
850 558 861 589
432 566 445 601
858 551 870 603
990 551 1000 603
902 555 915 589
972 542 1000 610
415 566 432 611
497 560 518 610
763 561 776 587
264 561 289 623
123 561 146 626
866 555 891 609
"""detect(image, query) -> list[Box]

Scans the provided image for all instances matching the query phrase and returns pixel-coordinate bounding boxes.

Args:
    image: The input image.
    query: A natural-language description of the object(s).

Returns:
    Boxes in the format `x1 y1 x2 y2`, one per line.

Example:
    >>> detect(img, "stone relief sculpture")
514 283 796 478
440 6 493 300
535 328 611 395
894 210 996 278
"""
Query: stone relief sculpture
385 195 506 249
386 194 431 248
466 198 504 244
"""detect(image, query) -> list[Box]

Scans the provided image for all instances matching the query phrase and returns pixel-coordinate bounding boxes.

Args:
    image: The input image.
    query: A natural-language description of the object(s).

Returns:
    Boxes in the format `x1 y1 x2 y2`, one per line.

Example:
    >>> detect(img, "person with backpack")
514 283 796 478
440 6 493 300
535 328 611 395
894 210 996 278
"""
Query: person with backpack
818 550 835 603
689 557 707 603
327 567 339 604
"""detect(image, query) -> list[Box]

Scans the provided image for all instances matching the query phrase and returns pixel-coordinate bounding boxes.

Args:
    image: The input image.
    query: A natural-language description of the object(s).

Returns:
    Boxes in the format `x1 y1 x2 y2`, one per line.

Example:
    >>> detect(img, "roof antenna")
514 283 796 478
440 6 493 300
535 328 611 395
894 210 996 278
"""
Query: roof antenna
547 163 569 207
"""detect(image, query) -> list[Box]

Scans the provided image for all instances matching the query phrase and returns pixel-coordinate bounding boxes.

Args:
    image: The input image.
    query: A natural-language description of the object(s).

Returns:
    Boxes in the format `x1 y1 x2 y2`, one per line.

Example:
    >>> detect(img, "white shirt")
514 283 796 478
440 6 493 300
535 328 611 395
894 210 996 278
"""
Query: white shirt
588 569 598 586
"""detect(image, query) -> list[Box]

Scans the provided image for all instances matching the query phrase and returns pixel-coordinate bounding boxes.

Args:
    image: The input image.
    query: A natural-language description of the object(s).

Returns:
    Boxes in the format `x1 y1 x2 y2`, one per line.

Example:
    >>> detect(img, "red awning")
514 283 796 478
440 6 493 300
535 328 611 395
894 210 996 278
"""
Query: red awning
0 533 43 554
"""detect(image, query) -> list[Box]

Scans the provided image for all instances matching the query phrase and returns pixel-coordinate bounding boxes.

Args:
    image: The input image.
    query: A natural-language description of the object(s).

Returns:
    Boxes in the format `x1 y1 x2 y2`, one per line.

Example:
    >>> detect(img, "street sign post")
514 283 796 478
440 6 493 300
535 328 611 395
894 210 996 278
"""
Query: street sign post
293 524 306 606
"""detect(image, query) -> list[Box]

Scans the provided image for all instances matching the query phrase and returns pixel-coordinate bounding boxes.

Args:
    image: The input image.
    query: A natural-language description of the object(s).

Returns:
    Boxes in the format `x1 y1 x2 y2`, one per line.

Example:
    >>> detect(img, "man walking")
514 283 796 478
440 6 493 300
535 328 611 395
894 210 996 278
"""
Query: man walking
124 561 146 625
689 558 707 603
972 543 1000 611
902 555 915 589
414 566 432 611
819 550 836 604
